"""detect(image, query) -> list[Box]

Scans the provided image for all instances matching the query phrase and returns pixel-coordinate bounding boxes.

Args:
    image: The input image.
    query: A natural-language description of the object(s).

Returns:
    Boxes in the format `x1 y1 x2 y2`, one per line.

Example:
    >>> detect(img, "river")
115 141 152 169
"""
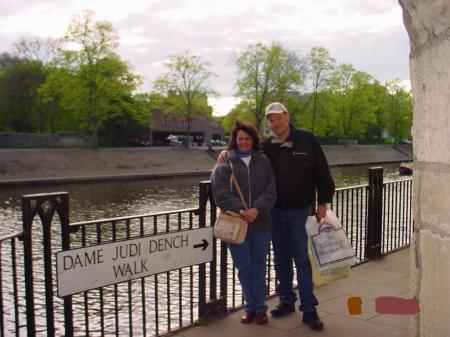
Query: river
0 163 403 236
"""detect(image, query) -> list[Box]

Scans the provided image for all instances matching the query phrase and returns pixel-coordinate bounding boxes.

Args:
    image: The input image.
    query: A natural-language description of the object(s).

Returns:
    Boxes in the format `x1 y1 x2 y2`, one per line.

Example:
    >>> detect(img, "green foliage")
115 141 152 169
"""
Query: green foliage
0 59 48 132
0 28 413 146
154 50 216 147
235 42 303 130
334 70 377 139
227 44 413 144
0 11 145 146
221 100 256 133
384 79 412 143
305 46 336 133
55 11 141 144
131 92 166 127
364 81 389 141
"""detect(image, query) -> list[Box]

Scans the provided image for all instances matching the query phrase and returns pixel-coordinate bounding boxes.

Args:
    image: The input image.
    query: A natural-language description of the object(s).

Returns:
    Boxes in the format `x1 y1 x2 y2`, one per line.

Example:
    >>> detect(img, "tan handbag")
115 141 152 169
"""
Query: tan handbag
213 161 249 244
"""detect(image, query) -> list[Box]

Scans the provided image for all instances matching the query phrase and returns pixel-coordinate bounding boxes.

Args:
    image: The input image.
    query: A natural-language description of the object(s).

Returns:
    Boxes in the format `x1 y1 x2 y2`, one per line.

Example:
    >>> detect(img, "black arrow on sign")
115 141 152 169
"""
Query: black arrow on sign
193 239 209 251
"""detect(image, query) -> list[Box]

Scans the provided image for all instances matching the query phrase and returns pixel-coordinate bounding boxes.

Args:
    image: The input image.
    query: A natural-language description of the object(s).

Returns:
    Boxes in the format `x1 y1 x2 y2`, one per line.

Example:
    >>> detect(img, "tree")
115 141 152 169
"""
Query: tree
60 10 134 146
364 81 388 142
221 100 256 133
0 53 22 69
154 50 216 148
14 36 59 65
41 54 141 137
9 37 61 132
385 80 413 143
235 42 303 130
305 47 336 133
342 71 377 139
0 59 48 132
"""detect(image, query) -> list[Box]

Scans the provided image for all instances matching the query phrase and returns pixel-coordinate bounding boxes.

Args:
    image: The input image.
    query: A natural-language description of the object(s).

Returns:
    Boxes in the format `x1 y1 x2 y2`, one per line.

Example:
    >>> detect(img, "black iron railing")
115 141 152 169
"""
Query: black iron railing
0 232 24 337
0 168 413 336
67 207 203 337
382 178 413 253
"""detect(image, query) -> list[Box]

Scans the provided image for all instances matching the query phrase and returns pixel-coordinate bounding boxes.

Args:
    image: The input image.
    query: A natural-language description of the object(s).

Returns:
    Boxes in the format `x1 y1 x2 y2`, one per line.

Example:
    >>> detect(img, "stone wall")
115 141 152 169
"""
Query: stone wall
0 132 95 148
399 1 450 336
0 145 412 185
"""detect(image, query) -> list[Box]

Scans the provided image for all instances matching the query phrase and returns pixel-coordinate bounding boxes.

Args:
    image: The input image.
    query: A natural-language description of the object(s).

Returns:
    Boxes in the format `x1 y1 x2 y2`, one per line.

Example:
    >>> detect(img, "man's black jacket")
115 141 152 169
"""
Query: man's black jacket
262 126 335 210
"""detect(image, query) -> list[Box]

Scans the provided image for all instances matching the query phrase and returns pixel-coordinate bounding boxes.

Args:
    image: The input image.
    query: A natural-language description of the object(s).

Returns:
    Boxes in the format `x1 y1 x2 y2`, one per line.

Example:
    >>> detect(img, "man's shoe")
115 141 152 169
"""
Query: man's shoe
255 312 269 325
240 311 255 324
270 303 296 318
302 311 324 331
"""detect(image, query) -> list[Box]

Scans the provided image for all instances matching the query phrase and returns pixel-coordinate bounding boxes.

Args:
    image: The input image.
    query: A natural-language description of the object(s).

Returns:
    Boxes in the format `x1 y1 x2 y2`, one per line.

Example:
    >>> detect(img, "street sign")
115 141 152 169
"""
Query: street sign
56 227 213 297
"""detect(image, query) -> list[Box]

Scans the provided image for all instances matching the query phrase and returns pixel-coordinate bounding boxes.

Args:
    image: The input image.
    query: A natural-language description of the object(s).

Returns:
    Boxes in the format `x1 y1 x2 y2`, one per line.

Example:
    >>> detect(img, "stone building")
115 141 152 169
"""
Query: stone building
149 109 225 146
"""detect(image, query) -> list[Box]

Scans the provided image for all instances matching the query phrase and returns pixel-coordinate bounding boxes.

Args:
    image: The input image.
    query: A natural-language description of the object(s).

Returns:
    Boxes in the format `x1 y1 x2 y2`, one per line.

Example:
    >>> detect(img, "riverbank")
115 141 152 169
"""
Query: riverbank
0 145 412 187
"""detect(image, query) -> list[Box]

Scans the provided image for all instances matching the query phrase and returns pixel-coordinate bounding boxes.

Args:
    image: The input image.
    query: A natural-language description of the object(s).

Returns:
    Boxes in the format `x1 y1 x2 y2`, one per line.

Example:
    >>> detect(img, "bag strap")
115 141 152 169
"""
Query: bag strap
228 161 249 210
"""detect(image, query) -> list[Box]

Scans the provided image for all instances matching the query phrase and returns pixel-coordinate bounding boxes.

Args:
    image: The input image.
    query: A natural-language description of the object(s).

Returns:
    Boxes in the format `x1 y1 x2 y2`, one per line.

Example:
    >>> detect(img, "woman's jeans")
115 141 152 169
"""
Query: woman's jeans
228 229 271 313
271 207 319 313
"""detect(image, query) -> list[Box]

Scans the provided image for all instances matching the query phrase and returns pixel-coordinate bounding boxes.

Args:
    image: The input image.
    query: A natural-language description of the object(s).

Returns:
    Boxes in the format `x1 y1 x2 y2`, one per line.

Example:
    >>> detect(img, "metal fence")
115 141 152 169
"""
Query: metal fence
0 168 413 336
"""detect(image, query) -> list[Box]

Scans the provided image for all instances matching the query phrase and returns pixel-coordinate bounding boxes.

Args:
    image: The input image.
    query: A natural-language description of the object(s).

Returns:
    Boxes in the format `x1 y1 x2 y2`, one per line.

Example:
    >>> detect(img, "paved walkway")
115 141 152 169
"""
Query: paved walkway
175 248 413 337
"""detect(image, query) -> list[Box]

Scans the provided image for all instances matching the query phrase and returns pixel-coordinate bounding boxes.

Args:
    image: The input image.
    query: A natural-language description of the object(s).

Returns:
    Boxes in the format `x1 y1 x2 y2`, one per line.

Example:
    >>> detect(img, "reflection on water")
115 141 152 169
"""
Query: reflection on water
0 163 403 236
331 163 401 187
0 177 202 236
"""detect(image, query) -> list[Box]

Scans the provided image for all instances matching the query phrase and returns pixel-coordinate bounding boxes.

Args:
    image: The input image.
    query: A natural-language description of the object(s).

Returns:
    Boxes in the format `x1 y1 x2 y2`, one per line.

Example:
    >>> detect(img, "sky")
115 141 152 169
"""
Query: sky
0 0 411 116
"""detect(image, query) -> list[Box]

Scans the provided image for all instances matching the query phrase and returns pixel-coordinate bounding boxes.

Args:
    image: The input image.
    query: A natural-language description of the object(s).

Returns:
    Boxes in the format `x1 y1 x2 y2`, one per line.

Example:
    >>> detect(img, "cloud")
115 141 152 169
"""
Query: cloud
0 0 410 111
326 26 410 82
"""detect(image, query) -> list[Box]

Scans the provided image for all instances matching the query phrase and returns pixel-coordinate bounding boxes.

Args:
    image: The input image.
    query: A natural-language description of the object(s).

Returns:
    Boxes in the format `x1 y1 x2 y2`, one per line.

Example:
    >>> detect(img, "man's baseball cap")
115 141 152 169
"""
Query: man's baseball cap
265 102 288 116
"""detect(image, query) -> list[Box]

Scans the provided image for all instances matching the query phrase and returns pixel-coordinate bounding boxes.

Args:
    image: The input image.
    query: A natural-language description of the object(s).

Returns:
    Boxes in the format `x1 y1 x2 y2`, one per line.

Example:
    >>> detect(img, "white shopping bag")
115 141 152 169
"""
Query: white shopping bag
306 210 357 272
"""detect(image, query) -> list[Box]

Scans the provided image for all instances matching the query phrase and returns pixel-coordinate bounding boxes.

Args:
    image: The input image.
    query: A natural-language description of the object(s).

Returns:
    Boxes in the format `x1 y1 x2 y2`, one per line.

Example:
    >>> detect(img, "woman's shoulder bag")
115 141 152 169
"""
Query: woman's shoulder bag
213 161 248 244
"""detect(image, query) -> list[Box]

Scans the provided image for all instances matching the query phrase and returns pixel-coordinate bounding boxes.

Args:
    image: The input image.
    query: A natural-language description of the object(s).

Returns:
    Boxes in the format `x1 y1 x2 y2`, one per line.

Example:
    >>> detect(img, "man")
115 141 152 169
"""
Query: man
262 102 334 331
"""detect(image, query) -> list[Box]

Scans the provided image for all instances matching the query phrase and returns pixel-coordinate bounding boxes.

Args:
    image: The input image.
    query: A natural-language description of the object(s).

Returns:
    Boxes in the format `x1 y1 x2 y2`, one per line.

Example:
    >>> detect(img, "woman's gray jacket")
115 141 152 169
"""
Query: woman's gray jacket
211 150 276 232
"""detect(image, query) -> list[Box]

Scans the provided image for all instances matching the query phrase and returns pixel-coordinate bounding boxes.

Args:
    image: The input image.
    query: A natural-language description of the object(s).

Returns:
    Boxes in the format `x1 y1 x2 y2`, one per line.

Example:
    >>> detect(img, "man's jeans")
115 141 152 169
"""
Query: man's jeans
271 207 319 313
228 229 271 313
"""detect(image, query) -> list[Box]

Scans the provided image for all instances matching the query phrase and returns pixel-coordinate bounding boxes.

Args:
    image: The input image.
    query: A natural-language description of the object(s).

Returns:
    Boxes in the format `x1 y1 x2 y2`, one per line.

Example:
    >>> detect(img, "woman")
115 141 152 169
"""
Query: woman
211 121 276 325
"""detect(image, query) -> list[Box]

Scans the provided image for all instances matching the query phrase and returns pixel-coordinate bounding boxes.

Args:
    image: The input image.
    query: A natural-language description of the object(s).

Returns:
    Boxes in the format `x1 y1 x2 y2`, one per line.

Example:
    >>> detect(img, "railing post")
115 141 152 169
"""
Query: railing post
210 185 228 314
198 182 208 318
22 192 73 337
59 193 74 337
366 167 383 259
22 196 36 337
198 181 228 319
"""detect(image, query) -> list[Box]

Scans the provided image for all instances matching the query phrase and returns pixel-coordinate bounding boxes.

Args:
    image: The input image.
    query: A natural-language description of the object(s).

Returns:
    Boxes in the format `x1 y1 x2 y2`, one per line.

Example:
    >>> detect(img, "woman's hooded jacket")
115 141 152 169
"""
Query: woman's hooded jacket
211 149 276 232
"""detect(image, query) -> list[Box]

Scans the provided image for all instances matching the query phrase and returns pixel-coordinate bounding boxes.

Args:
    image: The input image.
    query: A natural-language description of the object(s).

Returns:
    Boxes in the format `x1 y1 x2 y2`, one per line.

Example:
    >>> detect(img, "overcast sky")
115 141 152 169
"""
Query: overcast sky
0 0 411 115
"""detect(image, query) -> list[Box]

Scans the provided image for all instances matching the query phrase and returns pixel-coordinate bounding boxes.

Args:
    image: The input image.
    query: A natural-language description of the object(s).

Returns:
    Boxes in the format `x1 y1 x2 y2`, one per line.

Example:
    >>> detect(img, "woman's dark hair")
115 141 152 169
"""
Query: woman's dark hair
227 120 260 151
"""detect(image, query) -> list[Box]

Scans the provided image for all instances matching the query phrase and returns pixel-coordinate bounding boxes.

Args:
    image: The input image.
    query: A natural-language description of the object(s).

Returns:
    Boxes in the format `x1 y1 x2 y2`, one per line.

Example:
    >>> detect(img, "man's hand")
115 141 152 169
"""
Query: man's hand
217 150 229 164
316 204 327 222
242 208 259 223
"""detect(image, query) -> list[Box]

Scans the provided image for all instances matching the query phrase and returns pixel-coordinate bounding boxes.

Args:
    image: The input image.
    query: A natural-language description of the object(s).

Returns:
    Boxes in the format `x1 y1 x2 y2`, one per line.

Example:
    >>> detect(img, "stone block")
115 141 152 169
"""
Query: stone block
413 165 450 233
410 42 450 164
416 230 450 337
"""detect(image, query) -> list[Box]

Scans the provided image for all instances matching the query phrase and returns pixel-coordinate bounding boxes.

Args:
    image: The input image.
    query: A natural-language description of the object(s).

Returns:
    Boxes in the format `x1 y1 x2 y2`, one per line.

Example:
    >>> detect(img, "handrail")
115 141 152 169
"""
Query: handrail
0 231 23 243
71 207 199 226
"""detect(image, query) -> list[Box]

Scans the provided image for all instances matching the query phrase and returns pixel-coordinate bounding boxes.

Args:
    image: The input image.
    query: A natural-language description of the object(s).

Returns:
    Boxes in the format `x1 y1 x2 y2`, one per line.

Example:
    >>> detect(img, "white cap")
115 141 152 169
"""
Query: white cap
265 102 288 116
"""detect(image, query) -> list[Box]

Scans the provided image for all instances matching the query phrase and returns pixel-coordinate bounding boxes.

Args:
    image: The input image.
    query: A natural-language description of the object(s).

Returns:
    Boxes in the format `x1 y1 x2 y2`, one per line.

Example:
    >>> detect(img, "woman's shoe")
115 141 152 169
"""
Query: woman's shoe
255 312 269 325
240 311 255 324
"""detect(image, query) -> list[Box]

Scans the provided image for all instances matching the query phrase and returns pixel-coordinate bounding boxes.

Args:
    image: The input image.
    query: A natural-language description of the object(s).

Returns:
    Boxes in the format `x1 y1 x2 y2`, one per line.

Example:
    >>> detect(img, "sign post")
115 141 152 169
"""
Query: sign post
56 227 213 297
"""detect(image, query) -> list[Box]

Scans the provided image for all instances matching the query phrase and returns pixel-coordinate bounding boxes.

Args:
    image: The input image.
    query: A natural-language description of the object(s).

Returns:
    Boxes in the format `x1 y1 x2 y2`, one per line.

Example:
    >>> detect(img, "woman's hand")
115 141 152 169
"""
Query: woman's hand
242 208 259 223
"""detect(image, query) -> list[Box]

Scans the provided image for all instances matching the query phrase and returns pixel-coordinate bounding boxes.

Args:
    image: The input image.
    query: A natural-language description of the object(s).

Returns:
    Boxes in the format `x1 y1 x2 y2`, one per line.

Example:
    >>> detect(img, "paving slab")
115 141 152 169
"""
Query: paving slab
173 248 413 337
